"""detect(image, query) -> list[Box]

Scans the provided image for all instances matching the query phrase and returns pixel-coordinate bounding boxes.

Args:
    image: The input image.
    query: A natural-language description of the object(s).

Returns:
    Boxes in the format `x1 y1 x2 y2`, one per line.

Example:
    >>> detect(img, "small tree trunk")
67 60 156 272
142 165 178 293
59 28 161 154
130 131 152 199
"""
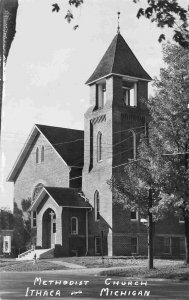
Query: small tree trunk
148 188 153 269
184 215 189 264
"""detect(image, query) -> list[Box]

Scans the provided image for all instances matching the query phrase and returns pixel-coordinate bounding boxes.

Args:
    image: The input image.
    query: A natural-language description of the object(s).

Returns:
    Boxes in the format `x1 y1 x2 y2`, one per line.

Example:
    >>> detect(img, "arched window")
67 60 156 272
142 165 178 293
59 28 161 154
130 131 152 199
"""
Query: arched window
97 132 102 162
130 130 136 160
94 191 100 221
41 146 44 162
36 147 39 163
121 130 136 161
71 217 78 235
127 130 136 160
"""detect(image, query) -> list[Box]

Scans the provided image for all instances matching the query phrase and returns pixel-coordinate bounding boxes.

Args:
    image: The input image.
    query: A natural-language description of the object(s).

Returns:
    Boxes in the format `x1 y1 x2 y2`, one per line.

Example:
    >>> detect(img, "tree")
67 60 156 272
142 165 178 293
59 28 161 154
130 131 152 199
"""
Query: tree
0 207 13 230
53 0 189 48
1 1 188 138
147 43 189 263
134 0 189 48
111 42 189 264
13 198 33 254
110 133 169 269
13 202 30 253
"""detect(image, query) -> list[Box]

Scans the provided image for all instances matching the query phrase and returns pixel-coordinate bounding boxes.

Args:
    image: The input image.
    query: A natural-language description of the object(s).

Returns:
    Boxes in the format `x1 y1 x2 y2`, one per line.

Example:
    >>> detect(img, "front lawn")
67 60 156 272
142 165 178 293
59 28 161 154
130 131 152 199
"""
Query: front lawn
0 259 68 272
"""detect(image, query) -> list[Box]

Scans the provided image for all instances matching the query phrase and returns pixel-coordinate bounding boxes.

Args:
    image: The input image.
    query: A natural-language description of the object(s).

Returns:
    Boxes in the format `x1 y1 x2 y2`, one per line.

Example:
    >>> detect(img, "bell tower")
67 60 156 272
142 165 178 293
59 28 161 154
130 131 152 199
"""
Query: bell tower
82 32 151 256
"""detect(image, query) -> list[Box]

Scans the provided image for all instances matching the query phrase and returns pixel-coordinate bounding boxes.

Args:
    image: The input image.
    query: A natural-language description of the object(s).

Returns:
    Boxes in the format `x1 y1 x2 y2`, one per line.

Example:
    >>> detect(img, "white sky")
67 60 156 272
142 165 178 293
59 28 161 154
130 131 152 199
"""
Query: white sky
1 0 187 210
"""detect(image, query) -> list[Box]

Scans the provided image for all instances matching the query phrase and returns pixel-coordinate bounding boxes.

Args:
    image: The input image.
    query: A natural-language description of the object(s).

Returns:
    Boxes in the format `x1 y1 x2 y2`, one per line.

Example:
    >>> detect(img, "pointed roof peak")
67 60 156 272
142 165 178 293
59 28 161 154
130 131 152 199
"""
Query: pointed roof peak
86 33 151 85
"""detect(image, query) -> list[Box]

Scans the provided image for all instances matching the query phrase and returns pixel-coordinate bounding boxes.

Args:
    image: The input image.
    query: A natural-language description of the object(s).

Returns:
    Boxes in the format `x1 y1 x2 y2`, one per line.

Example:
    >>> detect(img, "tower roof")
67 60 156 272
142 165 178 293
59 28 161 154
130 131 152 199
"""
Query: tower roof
86 33 152 85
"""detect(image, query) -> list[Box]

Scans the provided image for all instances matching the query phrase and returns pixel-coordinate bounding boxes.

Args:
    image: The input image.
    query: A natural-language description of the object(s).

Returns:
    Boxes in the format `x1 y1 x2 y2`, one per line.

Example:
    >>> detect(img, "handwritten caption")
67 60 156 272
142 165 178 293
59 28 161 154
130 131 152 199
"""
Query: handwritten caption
25 277 151 297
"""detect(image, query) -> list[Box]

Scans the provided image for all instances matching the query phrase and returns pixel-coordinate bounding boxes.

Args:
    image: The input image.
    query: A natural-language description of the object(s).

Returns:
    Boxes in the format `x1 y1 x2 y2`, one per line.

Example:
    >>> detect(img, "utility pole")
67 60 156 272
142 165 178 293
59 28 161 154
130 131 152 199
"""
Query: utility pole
146 120 154 269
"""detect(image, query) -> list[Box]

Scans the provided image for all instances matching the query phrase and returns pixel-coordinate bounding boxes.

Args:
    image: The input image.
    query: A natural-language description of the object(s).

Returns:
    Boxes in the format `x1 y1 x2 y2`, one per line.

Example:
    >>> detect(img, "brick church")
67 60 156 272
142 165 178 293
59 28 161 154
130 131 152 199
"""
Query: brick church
7 32 185 257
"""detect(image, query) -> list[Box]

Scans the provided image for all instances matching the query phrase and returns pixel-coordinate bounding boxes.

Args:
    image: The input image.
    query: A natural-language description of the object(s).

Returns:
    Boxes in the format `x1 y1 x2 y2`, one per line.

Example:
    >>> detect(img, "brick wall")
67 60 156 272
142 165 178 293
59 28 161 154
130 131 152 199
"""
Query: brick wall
14 132 70 208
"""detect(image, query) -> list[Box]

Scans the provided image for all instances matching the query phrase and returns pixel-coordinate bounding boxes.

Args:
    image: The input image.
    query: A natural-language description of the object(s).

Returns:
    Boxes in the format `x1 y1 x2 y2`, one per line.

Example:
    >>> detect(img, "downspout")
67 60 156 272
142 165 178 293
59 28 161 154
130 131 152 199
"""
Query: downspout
85 209 88 255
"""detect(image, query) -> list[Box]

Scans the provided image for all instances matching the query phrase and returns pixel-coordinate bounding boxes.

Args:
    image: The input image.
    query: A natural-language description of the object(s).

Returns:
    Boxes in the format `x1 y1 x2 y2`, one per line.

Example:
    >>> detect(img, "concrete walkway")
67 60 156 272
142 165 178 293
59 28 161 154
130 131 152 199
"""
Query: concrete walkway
48 260 87 269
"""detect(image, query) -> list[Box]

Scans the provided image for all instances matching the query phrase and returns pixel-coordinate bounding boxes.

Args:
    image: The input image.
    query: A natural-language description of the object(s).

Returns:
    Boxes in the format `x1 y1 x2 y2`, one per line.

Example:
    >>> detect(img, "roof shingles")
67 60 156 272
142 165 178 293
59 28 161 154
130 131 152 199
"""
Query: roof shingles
45 187 91 208
36 124 84 167
86 33 151 84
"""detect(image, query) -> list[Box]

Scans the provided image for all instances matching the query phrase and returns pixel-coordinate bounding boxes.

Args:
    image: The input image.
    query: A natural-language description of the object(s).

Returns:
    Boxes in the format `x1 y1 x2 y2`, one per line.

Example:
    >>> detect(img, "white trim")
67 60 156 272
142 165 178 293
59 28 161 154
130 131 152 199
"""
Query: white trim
130 211 138 221
86 72 151 85
59 206 91 209
179 216 184 223
7 125 69 182
30 187 59 211
94 191 100 221
7 125 38 181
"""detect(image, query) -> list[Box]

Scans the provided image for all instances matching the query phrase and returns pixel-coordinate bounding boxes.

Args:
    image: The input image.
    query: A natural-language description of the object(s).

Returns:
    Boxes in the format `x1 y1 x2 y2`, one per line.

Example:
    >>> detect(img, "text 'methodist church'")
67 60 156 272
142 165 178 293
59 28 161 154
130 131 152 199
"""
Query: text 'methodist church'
8 31 184 257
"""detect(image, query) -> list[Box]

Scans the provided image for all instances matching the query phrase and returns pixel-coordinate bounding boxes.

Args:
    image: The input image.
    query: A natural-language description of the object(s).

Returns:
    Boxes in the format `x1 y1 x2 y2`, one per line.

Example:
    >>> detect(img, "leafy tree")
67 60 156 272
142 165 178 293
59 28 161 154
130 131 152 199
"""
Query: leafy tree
134 0 189 48
0 207 13 230
53 0 189 47
21 198 36 247
111 42 189 264
147 42 189 263
13 202 30 253
110 135 169 269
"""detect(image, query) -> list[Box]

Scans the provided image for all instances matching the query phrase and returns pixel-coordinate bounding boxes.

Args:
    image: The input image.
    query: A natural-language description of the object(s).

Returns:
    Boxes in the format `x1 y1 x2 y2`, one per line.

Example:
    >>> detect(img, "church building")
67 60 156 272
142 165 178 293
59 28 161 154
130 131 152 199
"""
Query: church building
7 32 185 257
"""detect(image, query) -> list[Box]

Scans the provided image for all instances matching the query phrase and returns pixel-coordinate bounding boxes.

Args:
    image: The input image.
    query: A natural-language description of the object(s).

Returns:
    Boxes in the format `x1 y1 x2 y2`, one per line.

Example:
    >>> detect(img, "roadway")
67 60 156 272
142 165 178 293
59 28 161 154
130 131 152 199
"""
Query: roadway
0 271 188 299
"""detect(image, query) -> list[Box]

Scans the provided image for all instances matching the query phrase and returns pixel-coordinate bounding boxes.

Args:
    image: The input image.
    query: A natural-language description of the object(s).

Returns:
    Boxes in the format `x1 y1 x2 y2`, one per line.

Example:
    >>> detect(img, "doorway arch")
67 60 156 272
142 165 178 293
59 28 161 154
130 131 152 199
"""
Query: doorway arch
42 208 56 248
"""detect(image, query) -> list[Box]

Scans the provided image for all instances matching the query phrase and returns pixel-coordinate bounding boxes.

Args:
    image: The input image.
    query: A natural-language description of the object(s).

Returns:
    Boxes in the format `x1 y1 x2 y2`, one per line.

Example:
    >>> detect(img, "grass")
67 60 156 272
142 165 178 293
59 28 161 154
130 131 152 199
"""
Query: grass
0 257 188 281
49 257 189 280
0 259 68 272
100 261 189 280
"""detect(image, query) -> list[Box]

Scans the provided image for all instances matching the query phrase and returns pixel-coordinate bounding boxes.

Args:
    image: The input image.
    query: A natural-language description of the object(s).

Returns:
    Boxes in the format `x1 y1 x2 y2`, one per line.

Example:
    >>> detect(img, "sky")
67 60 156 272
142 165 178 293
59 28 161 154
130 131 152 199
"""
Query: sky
0 0 187 211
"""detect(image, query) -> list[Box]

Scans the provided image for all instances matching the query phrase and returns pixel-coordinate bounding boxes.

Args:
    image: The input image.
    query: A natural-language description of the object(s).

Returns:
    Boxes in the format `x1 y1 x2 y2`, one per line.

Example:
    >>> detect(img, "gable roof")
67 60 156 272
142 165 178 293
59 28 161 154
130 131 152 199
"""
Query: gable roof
7 124 84 182
86 33 152 85
36 124 84 167
30 187 91 211
45 187 91 208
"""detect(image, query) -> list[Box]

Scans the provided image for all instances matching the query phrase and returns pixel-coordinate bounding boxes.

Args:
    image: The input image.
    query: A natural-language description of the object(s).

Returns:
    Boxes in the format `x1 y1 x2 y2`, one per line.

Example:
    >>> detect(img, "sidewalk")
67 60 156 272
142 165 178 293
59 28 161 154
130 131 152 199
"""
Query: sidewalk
47 260 86 269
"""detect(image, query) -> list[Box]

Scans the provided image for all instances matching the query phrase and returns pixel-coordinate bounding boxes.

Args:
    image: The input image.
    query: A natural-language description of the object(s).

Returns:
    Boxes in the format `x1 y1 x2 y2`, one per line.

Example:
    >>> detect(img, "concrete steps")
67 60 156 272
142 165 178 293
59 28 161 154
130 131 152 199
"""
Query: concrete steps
17 248 54 260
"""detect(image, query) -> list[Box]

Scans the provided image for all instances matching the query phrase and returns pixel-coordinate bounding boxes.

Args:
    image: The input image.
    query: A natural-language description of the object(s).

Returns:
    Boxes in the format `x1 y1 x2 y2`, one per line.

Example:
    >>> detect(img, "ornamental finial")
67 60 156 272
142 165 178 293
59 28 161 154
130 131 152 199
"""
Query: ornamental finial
117 11 120 33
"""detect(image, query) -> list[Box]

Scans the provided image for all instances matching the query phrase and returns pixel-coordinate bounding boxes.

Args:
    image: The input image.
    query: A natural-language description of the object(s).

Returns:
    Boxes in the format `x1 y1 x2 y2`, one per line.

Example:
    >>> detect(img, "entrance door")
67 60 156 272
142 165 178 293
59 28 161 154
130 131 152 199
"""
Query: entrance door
42 208 56 249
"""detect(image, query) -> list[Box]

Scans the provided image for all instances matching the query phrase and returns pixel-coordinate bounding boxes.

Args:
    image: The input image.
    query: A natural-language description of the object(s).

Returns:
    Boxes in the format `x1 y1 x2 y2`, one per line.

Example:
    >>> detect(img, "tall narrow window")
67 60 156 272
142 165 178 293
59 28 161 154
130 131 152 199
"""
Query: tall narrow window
96 82 106 109
32 211 37 228
131 237 138 254
164 237 170 254
71 217 78 235
94 191 100 221
41 146 44 162
36 147 39 163
122 81 137 107
97 132 102 162
129 130 136 160
95 237 101 255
